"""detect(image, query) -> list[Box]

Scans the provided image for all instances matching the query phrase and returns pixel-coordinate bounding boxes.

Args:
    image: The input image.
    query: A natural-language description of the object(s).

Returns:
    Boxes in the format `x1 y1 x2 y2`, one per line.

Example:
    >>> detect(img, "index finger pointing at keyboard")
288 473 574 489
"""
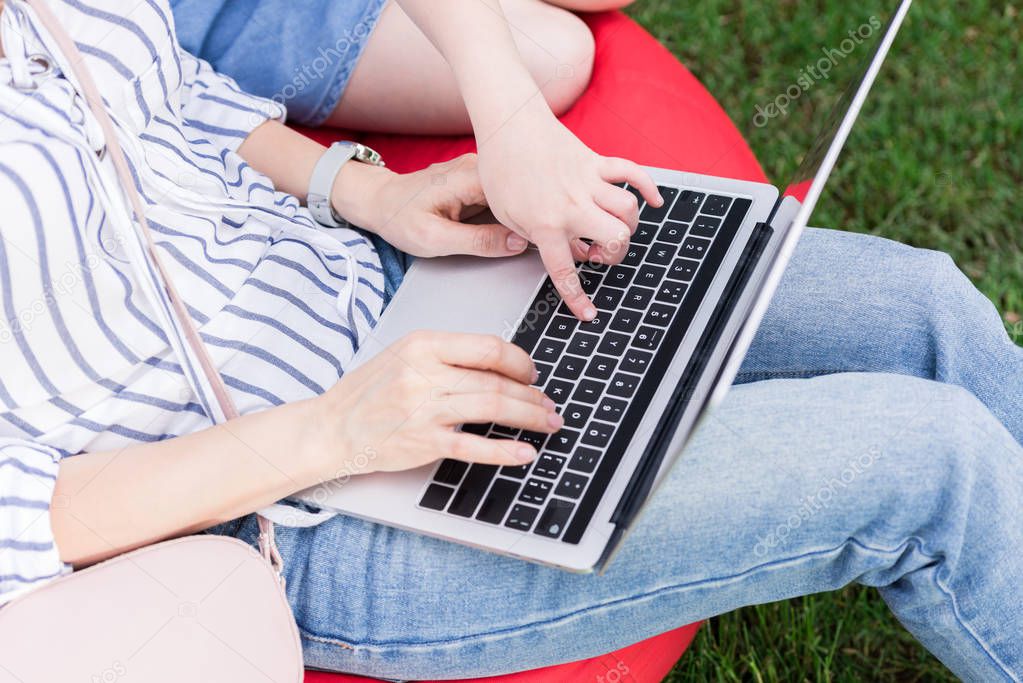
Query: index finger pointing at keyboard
537 237 598 322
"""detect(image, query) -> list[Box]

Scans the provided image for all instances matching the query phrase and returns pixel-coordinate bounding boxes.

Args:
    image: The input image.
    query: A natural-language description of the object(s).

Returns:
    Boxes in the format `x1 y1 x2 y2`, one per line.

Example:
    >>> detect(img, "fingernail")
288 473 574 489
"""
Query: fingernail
507 234 528 251
542 397 556 410
547 412 564 429
515 445 536 463
531 368 540 384
582 306 597 321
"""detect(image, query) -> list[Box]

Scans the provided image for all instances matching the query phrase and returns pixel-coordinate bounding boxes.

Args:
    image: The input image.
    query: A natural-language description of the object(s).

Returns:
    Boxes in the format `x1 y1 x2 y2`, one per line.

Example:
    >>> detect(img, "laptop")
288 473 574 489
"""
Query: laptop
297 0 913 572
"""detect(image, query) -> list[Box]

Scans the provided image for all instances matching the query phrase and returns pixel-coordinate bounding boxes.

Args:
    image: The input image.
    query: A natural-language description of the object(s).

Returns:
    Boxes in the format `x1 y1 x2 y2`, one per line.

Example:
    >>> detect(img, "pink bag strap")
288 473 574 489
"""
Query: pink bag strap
24 0 284 578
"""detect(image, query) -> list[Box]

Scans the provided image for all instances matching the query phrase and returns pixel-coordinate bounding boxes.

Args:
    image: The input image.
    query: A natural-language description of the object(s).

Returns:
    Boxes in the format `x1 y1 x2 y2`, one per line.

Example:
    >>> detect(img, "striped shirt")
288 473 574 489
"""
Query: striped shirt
0 0 385 603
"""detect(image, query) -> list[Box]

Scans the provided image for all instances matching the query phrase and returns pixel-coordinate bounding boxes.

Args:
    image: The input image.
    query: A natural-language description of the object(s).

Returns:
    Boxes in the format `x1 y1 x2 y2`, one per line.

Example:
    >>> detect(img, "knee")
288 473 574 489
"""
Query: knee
518 4 595 115
904 248 970 304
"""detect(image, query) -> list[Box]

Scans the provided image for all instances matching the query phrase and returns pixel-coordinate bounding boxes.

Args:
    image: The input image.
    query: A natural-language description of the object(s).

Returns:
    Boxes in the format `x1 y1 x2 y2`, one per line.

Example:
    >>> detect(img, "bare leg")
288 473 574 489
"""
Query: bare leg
325 0 595 134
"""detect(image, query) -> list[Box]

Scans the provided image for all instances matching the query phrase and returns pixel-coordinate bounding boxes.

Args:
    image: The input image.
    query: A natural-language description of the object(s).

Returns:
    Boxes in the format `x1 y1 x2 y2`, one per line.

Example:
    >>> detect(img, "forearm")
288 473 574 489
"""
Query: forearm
236 119 394 229
51 398 325 566
395 0 555 140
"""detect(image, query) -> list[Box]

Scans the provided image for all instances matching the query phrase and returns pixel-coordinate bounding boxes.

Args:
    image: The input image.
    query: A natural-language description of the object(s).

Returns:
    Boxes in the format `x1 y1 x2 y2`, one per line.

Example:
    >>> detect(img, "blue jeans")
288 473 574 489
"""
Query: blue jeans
170 0 387 126
222 227 1023 681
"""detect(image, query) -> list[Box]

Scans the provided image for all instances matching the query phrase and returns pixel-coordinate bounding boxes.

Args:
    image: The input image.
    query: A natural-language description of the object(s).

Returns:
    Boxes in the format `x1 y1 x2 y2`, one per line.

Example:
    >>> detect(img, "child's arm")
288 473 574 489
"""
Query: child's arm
395 0 661 320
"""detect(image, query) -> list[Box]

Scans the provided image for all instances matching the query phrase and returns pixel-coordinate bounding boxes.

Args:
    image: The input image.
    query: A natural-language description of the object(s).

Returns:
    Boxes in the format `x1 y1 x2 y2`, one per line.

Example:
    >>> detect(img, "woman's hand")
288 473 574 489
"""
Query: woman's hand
331 153 531 258
475 105 664 320
308 331 563 479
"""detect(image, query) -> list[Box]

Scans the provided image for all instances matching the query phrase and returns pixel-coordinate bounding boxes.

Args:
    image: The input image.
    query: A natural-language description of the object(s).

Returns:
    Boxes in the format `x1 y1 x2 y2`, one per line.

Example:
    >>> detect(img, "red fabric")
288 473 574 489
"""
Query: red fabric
294 10 770 681
303 623 700 683
294 12 766 183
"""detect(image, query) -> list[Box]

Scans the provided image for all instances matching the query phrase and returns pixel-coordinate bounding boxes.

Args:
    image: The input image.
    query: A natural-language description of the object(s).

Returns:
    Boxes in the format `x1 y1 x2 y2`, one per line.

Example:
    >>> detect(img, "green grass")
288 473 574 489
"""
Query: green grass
624 1 1023 680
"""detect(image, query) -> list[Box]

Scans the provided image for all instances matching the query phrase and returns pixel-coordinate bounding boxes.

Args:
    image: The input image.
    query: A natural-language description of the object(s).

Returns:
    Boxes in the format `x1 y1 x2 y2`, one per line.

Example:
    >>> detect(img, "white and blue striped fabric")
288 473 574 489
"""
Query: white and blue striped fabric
0 0 385 603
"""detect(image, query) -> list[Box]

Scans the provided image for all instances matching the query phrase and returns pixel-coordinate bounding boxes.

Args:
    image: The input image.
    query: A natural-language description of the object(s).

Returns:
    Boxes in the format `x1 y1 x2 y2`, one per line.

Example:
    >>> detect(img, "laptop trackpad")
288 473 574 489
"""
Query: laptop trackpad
349 249 548 369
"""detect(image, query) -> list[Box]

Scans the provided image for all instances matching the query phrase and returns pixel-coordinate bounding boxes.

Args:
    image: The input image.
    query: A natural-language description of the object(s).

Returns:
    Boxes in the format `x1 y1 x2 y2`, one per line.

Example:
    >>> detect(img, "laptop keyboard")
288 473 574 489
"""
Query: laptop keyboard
418 185 752 543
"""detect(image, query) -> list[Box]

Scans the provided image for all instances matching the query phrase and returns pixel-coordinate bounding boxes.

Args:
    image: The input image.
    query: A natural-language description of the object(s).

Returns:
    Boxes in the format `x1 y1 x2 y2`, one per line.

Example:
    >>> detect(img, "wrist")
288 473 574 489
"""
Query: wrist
298 387 378 487
461 70 555 140
328 158 395 231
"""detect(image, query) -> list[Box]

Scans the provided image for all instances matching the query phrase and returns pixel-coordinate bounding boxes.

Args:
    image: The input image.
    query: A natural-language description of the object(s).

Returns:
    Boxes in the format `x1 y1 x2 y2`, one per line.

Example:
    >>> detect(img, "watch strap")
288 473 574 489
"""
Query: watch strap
307 141 359 227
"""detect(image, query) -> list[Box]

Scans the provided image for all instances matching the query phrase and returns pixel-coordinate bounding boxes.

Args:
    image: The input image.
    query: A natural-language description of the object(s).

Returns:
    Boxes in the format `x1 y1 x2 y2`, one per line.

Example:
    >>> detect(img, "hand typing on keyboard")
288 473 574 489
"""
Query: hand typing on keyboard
475 112 663 322
313 331 563 479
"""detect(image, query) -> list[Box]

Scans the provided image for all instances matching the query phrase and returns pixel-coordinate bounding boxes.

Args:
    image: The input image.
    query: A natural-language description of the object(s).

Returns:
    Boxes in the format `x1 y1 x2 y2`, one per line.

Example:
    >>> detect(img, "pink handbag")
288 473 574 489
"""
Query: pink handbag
0 2 304 680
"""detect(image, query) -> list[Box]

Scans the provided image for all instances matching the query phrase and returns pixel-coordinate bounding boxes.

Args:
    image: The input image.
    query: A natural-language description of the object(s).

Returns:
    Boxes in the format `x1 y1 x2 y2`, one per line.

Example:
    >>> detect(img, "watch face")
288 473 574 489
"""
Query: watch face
354 145 384 167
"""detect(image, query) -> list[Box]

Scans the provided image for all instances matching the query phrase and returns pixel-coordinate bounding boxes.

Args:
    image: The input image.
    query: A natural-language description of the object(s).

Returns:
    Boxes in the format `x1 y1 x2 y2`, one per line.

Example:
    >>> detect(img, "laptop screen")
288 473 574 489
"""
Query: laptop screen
780 1 913 216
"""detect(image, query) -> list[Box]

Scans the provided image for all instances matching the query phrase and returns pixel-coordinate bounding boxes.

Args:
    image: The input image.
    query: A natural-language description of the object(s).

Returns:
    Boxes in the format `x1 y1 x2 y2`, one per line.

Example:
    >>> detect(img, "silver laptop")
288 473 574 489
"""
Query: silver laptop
298 1 913 572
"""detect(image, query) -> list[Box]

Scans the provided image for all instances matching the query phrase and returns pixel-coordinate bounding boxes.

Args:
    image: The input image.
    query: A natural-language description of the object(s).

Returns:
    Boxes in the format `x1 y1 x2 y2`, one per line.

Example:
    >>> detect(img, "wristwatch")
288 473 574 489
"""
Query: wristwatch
307 141 384 227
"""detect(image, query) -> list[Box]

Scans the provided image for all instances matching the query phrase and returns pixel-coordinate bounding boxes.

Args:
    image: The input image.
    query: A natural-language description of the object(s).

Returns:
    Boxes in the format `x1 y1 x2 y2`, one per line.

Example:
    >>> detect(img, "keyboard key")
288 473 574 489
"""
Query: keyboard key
566 332 599 356
581 422 614 448
633 325 666 350
610 308 642 333
519 478 552 505
597 332 630 356
461 423 489 436
505 504 540 532
658 221 687 243
534 453 566 479
680 236 712 259
500 464 530 479
655 282 689 305
518 431 548 450
534 339 565 364
635 264 666 287
568 447 602 473
667 258 699 281
420 483 455 510
476 478 520 524
702 194 732 216
562 403 593 430
534 362 553 386
555 472 589 499
643 303 675 327
544 379 574 404
547 315 577 339
633 222 658 245
585 355 617 381
607 373 640 399
448 464 498 517
434 459 468 486
605 265 635 288
639 186 678 223
622 286 654 311
554 356 585 381
577 313 610 335
534 498 575 538
668 190 704 222
578 269 602 295
547 429 580 453
572 379 604 404
622 244 647 267
596 396 628 423
491 424 518 437
647 243 676 266
691 215 721 238
620 348 654 375
593 286 624 311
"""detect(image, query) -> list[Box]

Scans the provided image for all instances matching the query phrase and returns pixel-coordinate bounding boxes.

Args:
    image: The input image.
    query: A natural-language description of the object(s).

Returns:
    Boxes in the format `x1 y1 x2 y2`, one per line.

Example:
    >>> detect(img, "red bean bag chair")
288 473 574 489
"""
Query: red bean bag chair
296 10 766 683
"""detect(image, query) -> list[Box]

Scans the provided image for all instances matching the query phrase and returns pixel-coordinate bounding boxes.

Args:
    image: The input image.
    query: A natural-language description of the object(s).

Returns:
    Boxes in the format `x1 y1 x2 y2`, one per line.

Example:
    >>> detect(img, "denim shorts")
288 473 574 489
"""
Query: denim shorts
170 0 388 126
